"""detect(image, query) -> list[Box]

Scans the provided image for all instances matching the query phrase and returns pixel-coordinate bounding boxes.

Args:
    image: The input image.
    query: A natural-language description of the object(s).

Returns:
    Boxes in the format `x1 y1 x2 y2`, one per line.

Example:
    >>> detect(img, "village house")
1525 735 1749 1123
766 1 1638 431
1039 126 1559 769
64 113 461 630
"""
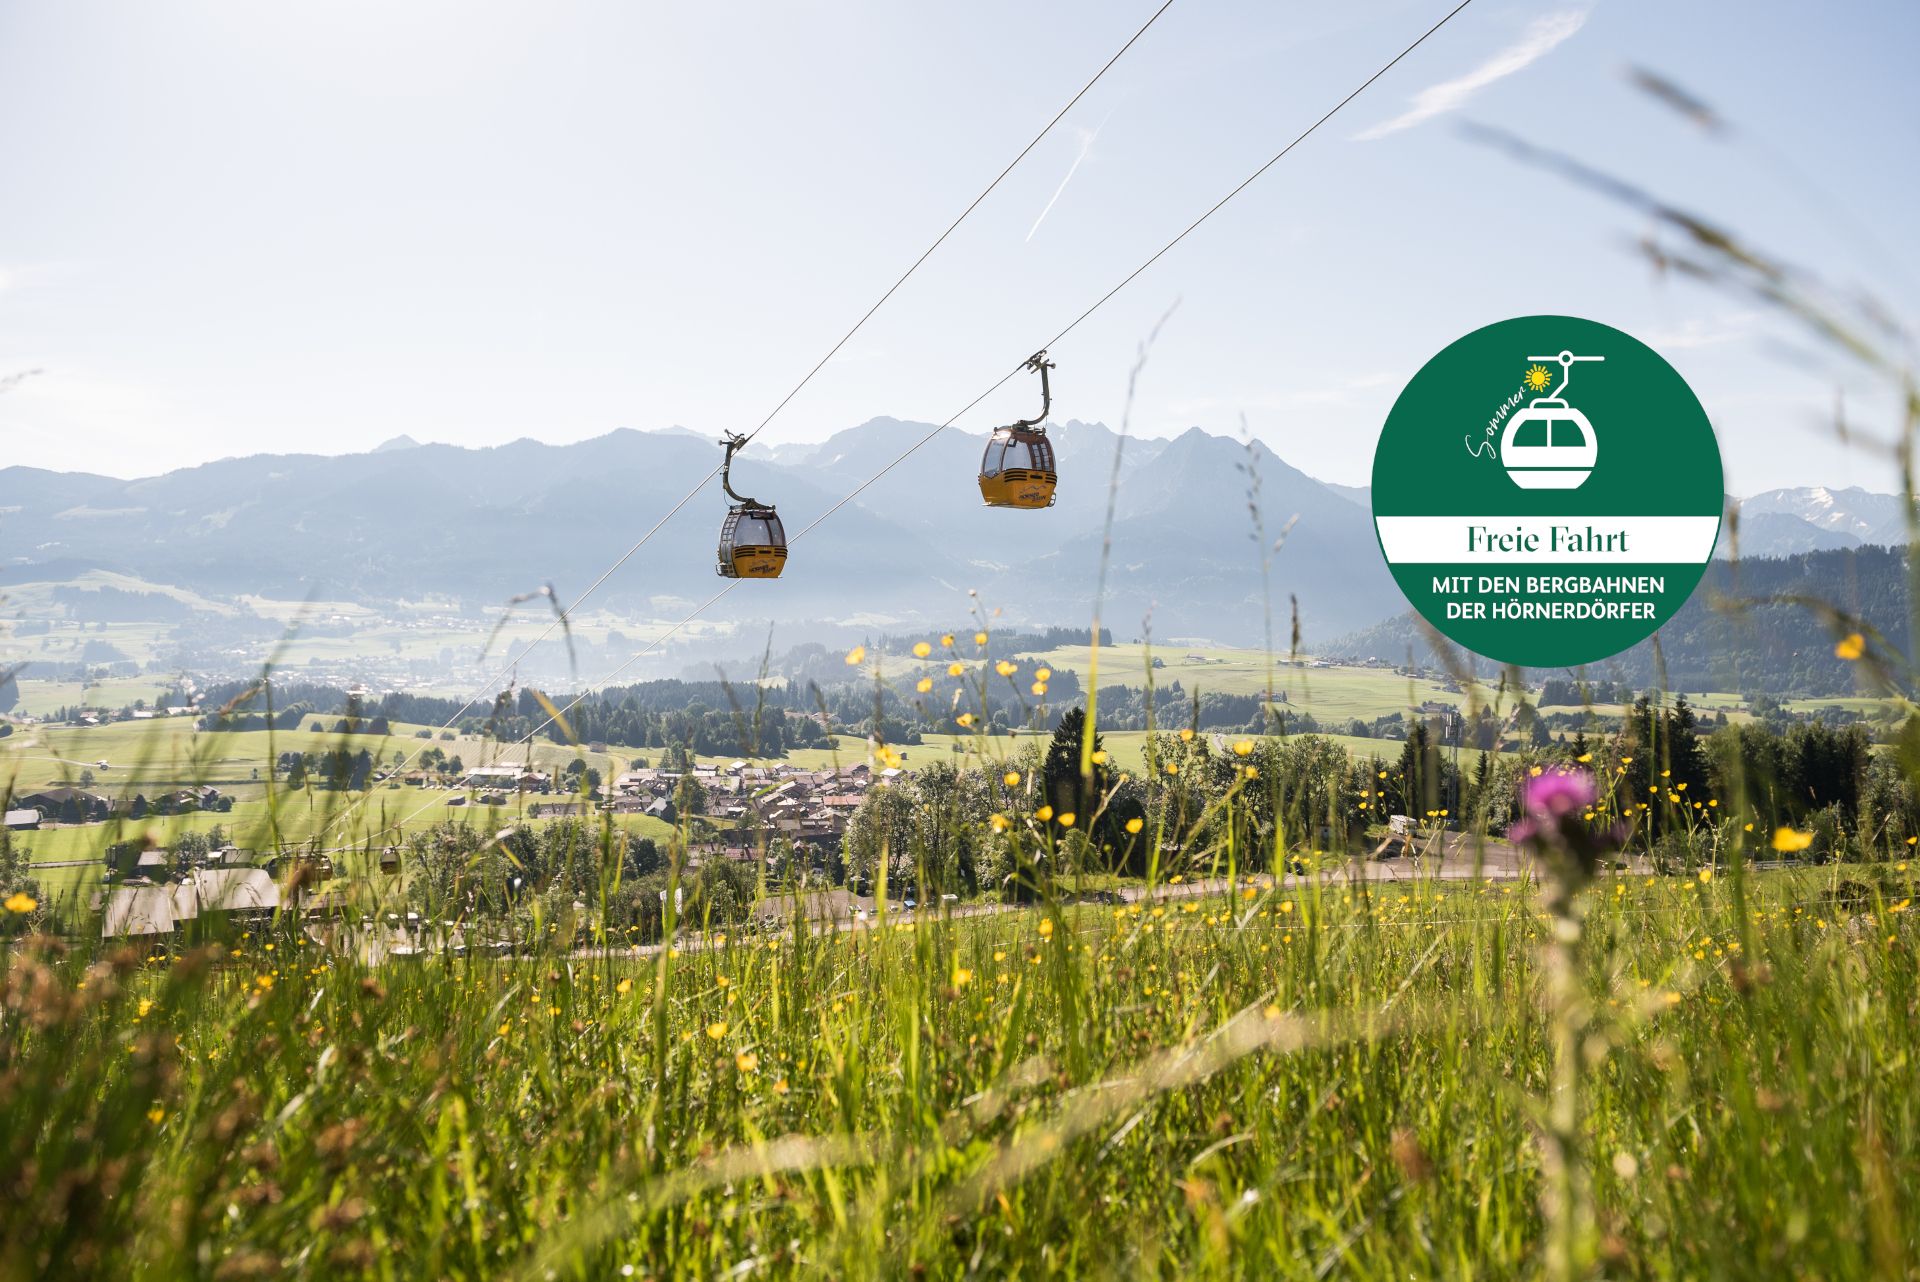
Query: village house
13 787 111 824
462 764 553 793
527 798 591 820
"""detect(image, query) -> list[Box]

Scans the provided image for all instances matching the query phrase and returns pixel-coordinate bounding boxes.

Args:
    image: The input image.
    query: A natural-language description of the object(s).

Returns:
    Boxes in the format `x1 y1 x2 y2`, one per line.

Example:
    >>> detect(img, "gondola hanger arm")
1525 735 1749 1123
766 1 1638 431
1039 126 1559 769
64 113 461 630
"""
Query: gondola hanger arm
1012 350 1055 430
719 431 759 506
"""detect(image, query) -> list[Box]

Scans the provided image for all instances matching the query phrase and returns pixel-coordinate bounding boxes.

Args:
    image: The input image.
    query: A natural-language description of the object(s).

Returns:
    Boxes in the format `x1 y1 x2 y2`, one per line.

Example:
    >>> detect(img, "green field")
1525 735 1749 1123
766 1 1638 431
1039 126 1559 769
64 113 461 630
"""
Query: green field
874 642 1476 726
1 715 678 878
1036 643 1473 720
4 677 174 718
901 728 1485 776
7 793 678 867
2 716 628 789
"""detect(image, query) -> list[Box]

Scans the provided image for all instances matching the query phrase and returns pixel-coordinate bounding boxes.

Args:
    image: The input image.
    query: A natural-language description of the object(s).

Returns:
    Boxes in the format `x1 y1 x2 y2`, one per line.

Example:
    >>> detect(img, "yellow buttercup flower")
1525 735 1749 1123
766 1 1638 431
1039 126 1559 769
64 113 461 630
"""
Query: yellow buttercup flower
974 631 988 645
1771 827 1813 853
1835 632 1865 660
1179 729 1195 742
1233 740 1254 756
1125 817 1144 835
1004 771 1021 787
845 645 866 666
1035 667 1052 681
956 713 975 728
735 1051 759 1072
916 677 934 694
912 641 932 658
941 633 955 647
1031 681 1047 696
1091 750 1108 765
948 662 966 677
3 891 37 914
706 1021 728 1040
996 660 1018 678
1035 805 1054 821
1057 812 1076 828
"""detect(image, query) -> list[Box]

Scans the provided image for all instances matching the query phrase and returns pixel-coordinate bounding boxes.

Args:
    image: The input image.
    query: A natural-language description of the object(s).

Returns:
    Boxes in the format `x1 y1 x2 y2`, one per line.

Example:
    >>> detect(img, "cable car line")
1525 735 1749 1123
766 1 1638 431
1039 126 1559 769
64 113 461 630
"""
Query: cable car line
728 0 1177 454
704 0 1177 572
314 5 1181 840
1037 0 1474 357
785 0 1479 533
316 0 1477 850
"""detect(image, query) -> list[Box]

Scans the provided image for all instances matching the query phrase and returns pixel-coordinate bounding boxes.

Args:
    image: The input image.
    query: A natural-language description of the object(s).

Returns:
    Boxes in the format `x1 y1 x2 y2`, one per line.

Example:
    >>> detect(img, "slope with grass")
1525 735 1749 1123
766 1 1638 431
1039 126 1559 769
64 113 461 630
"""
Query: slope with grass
1 862 1912 1278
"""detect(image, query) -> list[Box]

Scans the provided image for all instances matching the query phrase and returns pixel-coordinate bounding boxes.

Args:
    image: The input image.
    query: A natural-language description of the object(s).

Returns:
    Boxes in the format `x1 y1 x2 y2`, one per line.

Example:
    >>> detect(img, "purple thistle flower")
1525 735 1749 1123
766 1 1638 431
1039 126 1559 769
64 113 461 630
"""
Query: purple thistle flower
1521 770 1596 821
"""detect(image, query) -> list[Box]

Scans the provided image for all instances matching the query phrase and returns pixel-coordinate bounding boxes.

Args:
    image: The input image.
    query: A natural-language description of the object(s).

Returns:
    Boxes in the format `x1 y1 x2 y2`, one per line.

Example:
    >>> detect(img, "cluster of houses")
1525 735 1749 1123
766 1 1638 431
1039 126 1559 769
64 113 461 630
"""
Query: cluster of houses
388 757 891 860
4 784 228 830
41 703 201 729
610 760 889 854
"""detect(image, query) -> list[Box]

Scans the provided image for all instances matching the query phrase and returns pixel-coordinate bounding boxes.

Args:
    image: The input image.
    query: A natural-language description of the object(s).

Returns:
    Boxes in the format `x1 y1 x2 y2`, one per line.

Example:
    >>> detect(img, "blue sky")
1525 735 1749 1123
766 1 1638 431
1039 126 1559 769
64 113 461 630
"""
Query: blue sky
1 0 1915 496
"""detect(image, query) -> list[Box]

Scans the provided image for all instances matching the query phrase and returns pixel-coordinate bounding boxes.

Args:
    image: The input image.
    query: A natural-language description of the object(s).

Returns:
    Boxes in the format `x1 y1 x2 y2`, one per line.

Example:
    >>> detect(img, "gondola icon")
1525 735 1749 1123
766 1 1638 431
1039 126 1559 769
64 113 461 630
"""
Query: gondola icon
1500 350 1603 490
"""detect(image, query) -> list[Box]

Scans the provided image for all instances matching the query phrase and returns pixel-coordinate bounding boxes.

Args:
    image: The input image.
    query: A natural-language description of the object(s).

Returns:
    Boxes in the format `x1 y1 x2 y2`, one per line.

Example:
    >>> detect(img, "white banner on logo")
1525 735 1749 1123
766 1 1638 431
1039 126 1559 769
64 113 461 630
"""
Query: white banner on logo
1374 516 1720 565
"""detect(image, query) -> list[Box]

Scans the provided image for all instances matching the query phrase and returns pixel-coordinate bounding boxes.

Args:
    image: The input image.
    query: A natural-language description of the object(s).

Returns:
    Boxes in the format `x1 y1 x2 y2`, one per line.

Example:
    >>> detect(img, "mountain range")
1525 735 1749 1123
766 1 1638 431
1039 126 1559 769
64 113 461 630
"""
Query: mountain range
0 422 1403 643
2 426 1906 648
1722 486 1911 555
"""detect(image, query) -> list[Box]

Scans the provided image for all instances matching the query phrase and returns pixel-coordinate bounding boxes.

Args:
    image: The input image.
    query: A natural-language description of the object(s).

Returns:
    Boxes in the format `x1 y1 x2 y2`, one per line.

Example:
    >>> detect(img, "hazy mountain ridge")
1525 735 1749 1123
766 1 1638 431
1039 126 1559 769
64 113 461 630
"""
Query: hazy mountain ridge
0 423 1405 642
1733 485 1909 549
6 429 1903 645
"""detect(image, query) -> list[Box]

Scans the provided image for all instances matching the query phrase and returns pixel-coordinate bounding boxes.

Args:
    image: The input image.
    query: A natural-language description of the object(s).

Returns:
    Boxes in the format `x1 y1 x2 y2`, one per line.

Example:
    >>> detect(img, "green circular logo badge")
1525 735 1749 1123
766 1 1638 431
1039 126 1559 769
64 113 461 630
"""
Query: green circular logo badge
1371 316 1723 668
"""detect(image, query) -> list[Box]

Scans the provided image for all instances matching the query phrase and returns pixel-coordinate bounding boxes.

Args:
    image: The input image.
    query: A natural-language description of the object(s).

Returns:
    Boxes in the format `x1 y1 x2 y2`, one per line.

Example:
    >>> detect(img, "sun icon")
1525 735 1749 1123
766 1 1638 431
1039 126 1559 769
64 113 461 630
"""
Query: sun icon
1523 364 1553 393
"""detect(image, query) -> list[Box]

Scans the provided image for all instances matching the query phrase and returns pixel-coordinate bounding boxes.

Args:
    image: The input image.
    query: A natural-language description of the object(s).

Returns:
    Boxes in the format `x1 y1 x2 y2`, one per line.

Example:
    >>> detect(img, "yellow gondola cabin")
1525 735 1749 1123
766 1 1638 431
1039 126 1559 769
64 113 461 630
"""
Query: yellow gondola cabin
979 351 1058 509
715 432 787 579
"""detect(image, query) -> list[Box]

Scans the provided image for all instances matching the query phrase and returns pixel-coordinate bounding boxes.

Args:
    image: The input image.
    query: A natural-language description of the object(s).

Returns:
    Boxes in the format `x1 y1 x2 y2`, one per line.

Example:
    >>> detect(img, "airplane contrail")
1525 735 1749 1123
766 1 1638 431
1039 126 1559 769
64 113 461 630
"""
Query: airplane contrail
1026 116 1110 243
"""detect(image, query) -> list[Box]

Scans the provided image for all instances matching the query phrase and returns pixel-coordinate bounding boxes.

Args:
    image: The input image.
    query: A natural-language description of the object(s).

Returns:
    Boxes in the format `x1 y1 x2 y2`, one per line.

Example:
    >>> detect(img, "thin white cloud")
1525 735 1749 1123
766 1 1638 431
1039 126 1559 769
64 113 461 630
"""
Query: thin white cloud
1026 117 1108 242
1640 310 1764 351
1355 9 1589 141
